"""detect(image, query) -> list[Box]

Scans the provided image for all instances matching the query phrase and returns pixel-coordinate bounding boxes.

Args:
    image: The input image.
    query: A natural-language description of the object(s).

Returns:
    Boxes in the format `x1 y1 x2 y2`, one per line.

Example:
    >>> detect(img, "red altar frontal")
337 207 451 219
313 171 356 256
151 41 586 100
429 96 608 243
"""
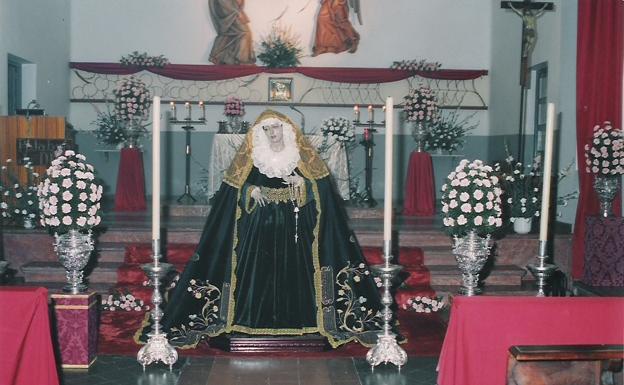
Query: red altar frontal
51 292 99 369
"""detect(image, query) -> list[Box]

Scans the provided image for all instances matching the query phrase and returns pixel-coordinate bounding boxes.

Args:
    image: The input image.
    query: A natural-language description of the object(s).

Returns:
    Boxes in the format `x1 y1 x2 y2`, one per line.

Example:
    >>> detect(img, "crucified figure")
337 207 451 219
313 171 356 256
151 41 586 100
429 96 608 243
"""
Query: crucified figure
509 2 549 59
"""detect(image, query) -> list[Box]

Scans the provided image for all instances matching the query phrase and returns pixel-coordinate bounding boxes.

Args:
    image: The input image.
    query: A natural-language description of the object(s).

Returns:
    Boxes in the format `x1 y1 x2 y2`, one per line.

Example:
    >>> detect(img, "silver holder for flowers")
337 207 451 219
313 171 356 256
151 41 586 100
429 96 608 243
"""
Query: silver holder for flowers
366 240 407 369
409 121 428 152
137 239 178 370
527 240 558 297
54 229 94 294
452 231 491 296
593 175 620 218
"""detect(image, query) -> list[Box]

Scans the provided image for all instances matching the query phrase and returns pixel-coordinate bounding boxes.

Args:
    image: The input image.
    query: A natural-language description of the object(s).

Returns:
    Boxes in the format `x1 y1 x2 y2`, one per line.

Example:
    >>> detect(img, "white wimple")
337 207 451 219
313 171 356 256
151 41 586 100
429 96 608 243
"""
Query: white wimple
251 117 301 179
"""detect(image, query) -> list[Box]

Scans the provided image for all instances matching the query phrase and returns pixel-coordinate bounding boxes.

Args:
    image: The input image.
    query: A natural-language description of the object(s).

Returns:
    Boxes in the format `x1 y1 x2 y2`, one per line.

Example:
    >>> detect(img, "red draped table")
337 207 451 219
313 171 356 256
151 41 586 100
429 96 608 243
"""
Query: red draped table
583 216 624 286
0 287 59 385
437 296 624 385
403 151 435 216
114 147 147 211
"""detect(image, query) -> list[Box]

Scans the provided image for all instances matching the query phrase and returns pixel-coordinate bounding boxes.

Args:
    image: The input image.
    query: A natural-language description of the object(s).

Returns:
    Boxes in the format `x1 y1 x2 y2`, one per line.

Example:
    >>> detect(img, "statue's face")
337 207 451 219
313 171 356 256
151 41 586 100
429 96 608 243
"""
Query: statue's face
263 122 284 145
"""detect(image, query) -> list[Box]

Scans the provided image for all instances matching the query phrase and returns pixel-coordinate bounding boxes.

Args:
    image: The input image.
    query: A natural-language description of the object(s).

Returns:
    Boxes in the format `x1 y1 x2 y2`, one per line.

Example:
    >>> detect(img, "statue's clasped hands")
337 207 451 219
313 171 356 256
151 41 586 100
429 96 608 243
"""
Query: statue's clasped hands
282 173 304 188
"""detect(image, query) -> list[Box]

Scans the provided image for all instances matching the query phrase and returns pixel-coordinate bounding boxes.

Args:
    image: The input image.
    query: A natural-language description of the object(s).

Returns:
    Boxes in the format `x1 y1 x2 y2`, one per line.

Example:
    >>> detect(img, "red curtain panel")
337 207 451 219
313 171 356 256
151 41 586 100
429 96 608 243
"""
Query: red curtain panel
573 0 624 278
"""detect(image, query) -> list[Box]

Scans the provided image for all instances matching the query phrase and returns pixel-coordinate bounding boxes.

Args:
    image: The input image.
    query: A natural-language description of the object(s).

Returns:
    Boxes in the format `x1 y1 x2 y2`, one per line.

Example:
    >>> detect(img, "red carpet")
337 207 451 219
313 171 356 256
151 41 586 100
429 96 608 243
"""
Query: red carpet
98 244 445 357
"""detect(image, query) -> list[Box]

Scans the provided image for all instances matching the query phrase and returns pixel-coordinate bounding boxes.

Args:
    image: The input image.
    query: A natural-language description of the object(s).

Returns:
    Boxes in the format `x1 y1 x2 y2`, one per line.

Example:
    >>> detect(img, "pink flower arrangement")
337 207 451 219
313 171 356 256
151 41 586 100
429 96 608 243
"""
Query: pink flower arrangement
403 85 439 123
113 76 151 122
224 96 245 117
584 121 624 176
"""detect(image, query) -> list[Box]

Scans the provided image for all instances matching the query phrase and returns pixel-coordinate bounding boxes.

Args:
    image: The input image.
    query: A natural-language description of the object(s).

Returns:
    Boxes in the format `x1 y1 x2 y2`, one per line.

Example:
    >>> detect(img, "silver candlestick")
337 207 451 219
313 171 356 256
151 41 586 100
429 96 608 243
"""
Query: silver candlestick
137 239 178 370
366 240 407 369
527 240 558 297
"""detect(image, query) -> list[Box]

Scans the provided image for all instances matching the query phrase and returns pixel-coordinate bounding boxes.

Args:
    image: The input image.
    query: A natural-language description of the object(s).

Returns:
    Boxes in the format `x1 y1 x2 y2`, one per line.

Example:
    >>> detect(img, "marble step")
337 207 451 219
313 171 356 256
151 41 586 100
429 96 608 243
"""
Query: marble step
163 204 385 219
21 261 121 284
426 264 526 287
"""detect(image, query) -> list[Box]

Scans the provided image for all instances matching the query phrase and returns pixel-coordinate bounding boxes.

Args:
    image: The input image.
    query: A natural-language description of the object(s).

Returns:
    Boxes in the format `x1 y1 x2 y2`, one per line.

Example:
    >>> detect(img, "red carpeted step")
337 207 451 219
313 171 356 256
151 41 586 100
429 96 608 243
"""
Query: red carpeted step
402 266 432 287
124 243 197 264
361 247 384 265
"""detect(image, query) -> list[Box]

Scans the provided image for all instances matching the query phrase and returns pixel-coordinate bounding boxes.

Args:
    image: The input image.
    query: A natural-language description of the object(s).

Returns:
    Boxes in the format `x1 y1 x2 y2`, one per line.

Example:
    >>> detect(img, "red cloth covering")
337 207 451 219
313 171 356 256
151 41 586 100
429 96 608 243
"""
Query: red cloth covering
403 151 435 216
572 0 624 278
69 62 487 84
0 287 59 385
114 148 146 212
437 296 624 385
51 292 98 368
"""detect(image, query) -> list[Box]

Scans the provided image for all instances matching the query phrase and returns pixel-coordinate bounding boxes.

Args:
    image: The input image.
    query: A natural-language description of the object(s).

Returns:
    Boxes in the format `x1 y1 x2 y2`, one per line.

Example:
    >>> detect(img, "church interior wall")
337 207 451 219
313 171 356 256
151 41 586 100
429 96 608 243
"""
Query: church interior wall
0 0 70 117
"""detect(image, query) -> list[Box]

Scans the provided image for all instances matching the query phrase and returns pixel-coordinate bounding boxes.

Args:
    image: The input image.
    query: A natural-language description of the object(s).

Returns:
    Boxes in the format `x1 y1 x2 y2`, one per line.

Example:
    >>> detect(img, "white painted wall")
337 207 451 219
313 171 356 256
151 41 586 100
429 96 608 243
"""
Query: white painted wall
0 0 70 116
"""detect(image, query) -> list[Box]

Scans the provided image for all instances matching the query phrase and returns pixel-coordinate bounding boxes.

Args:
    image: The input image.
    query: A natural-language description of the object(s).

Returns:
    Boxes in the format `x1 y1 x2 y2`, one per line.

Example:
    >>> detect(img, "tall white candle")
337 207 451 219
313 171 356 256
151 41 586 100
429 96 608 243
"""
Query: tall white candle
384 98 394 242
152 96 161 241
538 103 555 242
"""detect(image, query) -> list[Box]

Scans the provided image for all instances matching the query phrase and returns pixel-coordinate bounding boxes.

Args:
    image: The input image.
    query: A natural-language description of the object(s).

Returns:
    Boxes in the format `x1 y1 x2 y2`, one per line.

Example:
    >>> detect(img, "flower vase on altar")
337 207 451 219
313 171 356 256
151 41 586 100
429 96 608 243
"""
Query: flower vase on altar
593 175 620 217
452 231 491 296
409 121 428 153
511 217 532 234
227 115 242 133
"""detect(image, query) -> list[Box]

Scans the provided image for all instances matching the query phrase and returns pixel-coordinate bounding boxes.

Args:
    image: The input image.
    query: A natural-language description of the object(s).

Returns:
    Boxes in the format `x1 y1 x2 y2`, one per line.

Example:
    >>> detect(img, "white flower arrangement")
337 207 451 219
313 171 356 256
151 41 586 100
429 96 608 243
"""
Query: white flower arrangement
0 158 40 225
37 150 103 234
440 159 504 237
403 85 439 124
584 121 624 175
113 76 151 123
320 117 356 143
425 111 476 154
390 59 442 72
120 51 169 68
92 103 127 146
402 295 445 313
101 291 149 312
494 152 541 220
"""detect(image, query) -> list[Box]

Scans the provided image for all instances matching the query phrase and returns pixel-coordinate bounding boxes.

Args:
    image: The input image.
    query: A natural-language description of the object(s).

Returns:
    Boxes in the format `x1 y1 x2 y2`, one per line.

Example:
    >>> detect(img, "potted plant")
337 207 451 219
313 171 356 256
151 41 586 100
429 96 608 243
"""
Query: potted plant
0 157 40 229
37 150 103 293
440 159 503 295
425 110 476 154
584 121 624 217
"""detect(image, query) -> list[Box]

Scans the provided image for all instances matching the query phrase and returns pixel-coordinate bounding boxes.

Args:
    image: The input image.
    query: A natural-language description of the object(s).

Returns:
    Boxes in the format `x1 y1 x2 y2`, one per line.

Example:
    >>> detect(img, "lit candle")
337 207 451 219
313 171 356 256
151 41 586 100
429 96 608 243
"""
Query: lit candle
199 101 205 120
185 102 191 120
170 102 176 120
368 105 374 122
383 97 393 244
538 103 555 242
152 96 161 242
354 105 360 122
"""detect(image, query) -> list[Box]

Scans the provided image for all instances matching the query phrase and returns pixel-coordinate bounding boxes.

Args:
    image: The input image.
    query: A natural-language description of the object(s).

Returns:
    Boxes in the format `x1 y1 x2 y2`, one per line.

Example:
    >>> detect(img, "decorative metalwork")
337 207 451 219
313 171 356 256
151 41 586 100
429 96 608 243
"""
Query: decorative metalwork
452 231 491 296
54 229 94 294
527 240 558 297
408 121 428 152
70 69 487 109
137 239 178 370
593 175 620 218
353 118 384 207
366 240 407 369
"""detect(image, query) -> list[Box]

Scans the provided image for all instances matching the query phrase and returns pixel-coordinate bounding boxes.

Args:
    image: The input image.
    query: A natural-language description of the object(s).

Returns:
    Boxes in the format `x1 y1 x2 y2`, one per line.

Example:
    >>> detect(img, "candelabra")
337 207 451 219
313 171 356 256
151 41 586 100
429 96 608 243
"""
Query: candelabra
366 240 407 369
353 117 384 208
137 239 178 370
527 240 558 297
169 102 206 204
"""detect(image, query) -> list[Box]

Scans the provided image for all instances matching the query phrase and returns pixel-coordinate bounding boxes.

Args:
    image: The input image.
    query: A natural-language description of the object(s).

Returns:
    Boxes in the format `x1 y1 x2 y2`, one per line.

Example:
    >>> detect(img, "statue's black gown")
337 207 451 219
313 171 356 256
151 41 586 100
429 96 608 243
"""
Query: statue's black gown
137 166 383 348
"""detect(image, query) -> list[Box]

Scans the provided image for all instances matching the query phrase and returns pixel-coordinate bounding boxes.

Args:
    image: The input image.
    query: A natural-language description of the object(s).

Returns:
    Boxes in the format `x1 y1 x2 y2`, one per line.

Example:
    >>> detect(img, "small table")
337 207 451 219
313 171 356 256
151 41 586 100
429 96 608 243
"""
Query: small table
583 216 624 286
0 287 59 385
208 134 350 200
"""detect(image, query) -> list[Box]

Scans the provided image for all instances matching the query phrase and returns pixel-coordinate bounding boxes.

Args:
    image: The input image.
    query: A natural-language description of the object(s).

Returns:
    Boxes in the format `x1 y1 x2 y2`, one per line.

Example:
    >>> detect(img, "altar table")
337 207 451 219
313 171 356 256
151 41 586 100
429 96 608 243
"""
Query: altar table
208 134 350 200
437 296 624 385
0 287 59 385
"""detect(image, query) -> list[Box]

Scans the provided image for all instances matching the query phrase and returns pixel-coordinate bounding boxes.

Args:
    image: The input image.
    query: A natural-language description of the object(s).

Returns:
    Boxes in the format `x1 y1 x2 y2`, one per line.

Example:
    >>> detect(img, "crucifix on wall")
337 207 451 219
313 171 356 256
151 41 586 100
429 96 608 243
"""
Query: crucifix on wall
501 0 554 88
501 0 554 164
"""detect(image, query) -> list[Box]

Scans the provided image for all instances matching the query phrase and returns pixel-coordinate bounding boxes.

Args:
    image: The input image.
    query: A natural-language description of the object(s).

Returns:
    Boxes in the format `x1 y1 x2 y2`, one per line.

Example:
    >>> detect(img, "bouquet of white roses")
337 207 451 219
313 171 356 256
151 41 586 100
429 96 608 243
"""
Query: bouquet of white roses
494 154 540 219
320 117 355 143
37 150 103 234
402 295 445 313
113 76 151 122
403 85 439 124
441 159 503 236
120 51 169 68
0 158 40 226
584 121 624 176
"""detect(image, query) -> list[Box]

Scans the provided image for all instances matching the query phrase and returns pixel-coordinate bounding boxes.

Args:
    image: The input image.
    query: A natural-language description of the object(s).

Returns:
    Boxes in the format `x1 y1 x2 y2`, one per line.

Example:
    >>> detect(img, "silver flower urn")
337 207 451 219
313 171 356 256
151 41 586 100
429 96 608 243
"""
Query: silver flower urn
54 229 94 294
409 121 428 152
452 231 491 296
593 175 620 217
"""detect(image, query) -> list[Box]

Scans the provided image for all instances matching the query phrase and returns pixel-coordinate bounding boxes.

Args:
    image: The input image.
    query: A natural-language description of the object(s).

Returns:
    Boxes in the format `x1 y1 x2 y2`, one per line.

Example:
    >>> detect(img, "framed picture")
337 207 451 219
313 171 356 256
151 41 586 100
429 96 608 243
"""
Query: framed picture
268 78 293 102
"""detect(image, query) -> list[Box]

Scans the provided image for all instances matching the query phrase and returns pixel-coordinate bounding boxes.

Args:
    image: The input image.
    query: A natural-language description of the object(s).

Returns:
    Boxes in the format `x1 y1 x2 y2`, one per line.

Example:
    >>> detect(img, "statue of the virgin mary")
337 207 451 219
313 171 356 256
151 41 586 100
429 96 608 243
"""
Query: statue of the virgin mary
136 110 383 348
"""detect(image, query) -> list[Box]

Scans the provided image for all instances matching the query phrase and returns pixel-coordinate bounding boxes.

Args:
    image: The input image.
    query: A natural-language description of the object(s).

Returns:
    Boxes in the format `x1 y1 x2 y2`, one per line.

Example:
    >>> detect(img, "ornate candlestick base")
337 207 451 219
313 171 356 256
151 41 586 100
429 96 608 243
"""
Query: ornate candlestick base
527 241 558 297
137 241 178 370
366 242 407 369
